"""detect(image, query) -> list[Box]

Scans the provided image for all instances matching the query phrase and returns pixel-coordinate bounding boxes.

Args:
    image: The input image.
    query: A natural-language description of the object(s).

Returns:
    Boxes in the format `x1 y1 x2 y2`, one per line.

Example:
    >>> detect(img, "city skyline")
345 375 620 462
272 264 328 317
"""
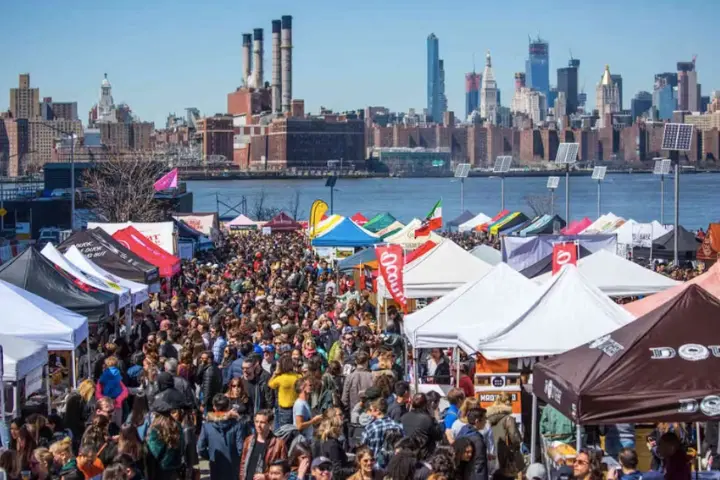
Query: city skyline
1 0 718 125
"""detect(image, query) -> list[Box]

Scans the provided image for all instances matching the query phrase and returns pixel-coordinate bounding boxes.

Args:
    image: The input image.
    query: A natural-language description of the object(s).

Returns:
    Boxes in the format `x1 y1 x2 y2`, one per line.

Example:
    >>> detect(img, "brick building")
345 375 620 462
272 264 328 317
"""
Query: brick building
9 74 40 120
196 115 234 162
0 118 29 176
98 122 154 151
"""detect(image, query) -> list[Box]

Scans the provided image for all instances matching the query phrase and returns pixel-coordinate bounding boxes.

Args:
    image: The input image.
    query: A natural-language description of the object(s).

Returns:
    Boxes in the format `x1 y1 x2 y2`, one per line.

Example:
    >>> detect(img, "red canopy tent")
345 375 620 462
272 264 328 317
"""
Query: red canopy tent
265 212 303 232
405 240 437 265
112 226 181 278
351 212 369 226
476 210 510 232
561 217 592 235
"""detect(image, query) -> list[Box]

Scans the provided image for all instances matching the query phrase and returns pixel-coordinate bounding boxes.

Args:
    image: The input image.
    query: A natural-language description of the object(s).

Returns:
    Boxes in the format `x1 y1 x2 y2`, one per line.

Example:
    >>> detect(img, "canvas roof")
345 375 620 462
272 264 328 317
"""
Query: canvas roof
310 215 344 237
404 263 541 352
363 213 397 233
377 239 492 299
88 221 176 255
534 285 720 423
562 217 592 235
459 212 492 233
383 219 443 248
652 226 701 253
470 245 502 266
0 334 48 382
474 265 635 360
0 278 89 351
533 249 680 297
225 214 257 227
447 210 476 228
614 220 669 247
112 227 181 278
351 212 368 225
376 221 406 239
265 212 303 232
580 213 620 234
64 246 149 306
59 229 160 285
311 217 379 248
521 214 566 236
337 247 379 272
0 247 115 324
624 260 720 317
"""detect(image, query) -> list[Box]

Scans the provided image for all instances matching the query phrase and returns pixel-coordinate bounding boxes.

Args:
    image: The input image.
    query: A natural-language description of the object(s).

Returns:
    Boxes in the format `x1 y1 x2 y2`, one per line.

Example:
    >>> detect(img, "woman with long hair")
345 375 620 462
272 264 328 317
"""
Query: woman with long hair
16 425 38 472
49 437 82 480
348 446 383 480
117 424 143 464
313 408 354 479
146 412 184 480
268 354 301 428
288 442 313 480
453 437 475 480
0 450 20 480
225 377 251 417
9 417 23 450
219 345 238 385
126 393 150 439
571 450 605 480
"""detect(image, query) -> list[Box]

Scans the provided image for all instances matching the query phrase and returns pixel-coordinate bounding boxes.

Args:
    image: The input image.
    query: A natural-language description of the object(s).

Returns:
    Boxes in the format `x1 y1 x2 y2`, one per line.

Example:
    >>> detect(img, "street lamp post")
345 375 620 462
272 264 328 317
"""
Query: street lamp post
29 122 76 229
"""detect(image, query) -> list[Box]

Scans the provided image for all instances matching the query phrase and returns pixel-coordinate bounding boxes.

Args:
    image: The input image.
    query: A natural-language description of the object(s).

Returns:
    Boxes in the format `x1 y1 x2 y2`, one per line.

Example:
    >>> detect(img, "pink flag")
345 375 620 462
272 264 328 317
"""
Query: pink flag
154 168 178 191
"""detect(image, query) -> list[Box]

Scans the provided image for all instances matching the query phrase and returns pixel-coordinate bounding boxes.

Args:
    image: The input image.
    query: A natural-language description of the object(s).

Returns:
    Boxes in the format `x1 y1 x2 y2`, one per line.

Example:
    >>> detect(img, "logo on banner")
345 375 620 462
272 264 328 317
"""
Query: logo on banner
552 242 577 274
649 344 720 361
375 244 407 310
589 335 625 357
679 396 720 416
544 379 563 404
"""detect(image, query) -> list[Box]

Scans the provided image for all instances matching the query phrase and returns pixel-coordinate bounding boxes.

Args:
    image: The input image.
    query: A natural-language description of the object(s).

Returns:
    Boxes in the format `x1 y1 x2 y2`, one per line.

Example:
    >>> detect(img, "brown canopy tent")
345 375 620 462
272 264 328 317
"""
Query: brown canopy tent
533 284 720 424
265 212 303 232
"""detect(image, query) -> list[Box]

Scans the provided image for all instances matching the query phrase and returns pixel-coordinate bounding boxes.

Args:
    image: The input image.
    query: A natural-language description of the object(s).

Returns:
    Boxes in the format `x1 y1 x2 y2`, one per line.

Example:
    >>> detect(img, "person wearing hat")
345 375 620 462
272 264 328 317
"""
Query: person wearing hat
524 463 547 480
310 457 333 480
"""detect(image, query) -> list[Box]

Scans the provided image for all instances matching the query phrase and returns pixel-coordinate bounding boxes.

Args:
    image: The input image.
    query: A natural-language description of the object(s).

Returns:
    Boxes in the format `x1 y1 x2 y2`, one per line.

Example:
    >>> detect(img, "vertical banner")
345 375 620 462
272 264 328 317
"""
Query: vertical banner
309 199 329 239
552 242 578 275
375 244 407 310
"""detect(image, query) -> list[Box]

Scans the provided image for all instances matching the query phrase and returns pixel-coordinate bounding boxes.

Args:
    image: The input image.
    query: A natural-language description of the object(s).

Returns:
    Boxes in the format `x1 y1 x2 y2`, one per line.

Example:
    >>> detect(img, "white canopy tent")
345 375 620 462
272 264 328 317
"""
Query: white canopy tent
63 246 149 306
383 219 443 248
0 335 47 382
470 245 502 266
533 249 680 296
473 265 635 359
0 279 89 386
613 219 669 248
377 239 493 299
580 212 620 234
41 243 131 309
404 263 541 352
458 212 492 233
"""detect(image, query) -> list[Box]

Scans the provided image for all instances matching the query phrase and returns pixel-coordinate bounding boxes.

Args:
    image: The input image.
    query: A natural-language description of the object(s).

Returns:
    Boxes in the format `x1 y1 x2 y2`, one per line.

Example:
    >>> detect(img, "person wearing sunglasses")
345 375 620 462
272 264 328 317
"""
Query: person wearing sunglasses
572 450 604 480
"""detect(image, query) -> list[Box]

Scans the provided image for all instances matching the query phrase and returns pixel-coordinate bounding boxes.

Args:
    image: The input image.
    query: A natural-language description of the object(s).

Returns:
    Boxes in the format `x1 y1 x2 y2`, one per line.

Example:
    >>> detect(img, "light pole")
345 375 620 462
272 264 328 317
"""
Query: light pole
653 158 671 225
591 166 607 219
493 156 512 211
325 175 337 214
554 143 579 222
661 123 694 266
454 163 470 212
546 176 559 216
29 122 76 230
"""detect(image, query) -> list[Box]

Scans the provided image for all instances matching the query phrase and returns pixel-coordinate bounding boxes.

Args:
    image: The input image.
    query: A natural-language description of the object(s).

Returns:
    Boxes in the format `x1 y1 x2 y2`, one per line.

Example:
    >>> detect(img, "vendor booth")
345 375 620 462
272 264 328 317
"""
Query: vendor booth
1 335 49 421
112 227 181 278
88 221 178 255
459 212 491 233
383 219 443 249
311 217 379 248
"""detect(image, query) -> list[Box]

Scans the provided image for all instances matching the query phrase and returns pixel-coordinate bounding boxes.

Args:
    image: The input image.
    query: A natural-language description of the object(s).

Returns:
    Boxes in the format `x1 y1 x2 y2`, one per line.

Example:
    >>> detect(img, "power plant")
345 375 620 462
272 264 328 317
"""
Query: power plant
281 15 293 114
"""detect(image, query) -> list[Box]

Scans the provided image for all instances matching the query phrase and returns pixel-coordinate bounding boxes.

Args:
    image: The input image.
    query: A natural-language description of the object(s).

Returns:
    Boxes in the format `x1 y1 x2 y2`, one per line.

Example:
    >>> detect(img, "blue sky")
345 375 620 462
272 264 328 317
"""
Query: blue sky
1 0 717 126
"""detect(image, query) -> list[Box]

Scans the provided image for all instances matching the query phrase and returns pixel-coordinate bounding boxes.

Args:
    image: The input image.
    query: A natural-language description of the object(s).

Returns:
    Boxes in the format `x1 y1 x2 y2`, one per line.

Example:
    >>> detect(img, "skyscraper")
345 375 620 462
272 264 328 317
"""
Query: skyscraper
653 73 677 121
426 34 443 123
610 74 623 110
525 37 549 98
677 59 699 112
465 72 481 118
439 60 447 115
596 65 620 127
557 58 579 115
480 51 498 125
9 74 40 119
630 91 652 120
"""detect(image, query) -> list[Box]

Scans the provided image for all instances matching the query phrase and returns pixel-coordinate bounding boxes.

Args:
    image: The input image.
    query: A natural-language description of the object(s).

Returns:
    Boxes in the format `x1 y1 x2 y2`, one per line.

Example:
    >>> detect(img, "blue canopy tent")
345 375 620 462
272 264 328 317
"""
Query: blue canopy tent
337 247 382 272
311 218 380 248
520 214 566 236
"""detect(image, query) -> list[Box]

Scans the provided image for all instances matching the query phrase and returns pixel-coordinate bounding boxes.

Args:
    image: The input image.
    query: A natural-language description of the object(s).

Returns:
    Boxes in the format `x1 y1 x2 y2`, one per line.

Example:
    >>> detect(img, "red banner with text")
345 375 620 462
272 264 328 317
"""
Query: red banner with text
375 244 407 310
552 242 578 275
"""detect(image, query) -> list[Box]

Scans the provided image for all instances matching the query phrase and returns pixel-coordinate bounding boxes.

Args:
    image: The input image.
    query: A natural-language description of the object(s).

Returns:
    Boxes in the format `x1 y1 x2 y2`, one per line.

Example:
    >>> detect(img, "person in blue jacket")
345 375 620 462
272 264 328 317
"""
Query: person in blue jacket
198 394 249 480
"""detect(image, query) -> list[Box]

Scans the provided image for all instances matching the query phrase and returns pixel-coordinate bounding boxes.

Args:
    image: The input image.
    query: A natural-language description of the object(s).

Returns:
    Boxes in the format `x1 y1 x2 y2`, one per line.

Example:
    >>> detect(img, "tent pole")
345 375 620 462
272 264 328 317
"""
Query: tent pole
71 351 77 388
45 365 51 416
576 424 582 452
696 423 702 471
12 386 18 418
455 348 461 386
530 393 538 463
0 378 6 447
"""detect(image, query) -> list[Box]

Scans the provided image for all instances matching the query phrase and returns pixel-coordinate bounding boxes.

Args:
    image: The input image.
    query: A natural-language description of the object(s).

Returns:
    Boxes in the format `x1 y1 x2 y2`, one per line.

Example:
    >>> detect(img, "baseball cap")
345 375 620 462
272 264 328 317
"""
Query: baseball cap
526 463 547 480
311 457 332 469
554 465 572 480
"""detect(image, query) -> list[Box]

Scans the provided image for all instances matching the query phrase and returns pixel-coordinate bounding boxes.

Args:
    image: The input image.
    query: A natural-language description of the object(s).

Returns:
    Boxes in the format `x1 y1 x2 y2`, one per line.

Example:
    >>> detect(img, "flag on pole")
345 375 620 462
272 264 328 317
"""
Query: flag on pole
414 199 442 238
154 168 179 191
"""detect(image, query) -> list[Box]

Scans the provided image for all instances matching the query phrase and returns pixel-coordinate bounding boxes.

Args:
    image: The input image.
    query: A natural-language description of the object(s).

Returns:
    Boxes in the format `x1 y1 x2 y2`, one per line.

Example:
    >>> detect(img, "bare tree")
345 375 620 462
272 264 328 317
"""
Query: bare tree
84 152 166 222
251 189 280 221
524 194 553 217
286 189 303 220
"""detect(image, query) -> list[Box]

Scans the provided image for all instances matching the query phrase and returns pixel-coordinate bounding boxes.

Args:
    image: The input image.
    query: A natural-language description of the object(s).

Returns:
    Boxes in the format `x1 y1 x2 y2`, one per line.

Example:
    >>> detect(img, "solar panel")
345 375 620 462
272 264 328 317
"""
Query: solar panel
591 166 607 181
454 163 471 178
493 156 512 173
565 143 579 164
662 123 694 151
653 158 672 175
555 144 568 163
547 176 560 189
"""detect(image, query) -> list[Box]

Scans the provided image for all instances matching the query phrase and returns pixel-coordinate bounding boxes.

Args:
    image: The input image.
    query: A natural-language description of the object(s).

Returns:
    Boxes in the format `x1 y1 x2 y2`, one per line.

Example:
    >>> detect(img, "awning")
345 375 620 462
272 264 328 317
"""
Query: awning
112 227 181 278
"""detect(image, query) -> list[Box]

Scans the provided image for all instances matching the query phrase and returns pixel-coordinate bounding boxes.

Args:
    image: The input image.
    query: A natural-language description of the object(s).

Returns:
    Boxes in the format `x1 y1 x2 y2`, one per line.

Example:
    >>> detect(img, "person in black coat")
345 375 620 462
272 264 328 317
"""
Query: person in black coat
198 394 249 480
164 358 197 410
400 394 444 458
241 356 274 415
196 351 223 414
312 408 355 480
457 408 489 480
129 313 156 352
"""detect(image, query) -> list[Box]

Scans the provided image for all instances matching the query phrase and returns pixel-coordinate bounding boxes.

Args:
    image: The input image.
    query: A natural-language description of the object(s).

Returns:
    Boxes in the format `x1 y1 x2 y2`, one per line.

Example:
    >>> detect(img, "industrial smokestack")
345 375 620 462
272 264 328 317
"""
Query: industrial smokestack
281 15 292 113
242 34 252 87
253 28 264 89
271 20 282 113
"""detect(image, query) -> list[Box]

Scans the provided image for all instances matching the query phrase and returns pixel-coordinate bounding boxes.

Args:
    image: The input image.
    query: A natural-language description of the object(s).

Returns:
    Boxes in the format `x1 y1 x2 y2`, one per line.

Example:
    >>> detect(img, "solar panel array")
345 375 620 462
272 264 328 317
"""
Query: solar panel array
454 163 471 178
591 166 607 181
493 156 512 173
653 158 672 175
555 143 579 164
662 123 694 151
547 176 560 189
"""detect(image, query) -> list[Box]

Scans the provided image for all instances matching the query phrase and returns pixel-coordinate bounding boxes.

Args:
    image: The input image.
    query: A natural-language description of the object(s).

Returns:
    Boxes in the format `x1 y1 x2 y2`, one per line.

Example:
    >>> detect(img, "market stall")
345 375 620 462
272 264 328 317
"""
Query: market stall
458 212 491 233
112 226 181 278
0 335 49 419
88 221 178 255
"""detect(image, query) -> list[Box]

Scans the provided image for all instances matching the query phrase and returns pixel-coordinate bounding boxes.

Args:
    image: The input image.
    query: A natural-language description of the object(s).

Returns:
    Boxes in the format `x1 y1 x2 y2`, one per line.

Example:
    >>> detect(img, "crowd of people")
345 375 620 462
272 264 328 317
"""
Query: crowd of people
1 227 709 480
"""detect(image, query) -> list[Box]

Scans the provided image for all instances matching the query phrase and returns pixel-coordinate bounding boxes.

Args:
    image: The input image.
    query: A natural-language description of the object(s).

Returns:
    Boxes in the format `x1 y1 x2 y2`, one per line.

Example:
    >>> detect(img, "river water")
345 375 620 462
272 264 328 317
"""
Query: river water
187 173 719 229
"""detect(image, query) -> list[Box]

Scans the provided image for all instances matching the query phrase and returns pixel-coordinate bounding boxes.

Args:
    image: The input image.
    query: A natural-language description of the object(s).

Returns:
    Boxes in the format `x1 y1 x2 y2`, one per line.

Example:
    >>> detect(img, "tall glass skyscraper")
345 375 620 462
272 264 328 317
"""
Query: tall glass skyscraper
525 37 549 98
427 34 443 122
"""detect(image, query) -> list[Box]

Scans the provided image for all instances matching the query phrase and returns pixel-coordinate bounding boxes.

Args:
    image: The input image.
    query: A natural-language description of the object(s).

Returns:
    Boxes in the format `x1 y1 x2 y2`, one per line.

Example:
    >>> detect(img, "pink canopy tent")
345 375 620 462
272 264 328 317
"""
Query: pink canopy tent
561 217 592 235
624 261 720 317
